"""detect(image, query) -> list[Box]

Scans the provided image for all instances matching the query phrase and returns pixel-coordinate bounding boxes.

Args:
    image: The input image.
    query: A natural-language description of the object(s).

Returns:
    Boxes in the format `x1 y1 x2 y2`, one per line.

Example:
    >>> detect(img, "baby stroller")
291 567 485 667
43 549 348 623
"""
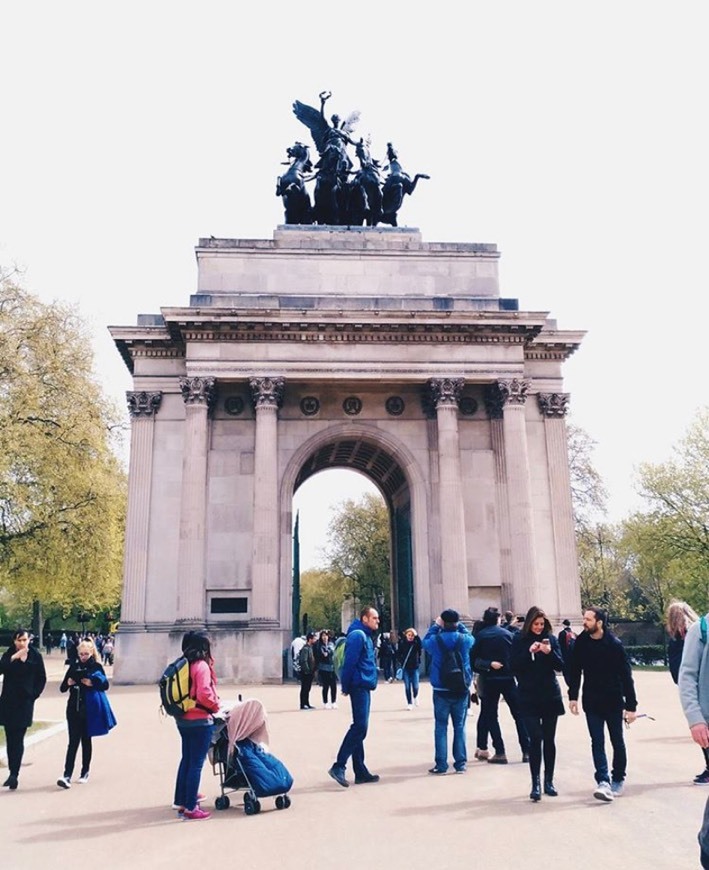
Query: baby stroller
210 698 293 815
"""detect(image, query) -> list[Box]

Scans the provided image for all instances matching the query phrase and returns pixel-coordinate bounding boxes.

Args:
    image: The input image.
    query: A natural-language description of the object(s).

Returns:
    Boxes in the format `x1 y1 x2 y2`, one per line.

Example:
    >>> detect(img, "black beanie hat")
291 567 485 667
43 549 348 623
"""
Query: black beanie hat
440 608 459 624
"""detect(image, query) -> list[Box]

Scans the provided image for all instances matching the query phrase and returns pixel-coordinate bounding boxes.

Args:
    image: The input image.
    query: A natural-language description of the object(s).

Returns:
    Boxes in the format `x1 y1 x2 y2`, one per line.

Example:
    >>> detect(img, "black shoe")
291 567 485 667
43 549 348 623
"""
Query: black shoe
530 778 542 802
354 773 380 784
428 767 447 775
544 781 558 797
4 775 18 790
328 766 349 788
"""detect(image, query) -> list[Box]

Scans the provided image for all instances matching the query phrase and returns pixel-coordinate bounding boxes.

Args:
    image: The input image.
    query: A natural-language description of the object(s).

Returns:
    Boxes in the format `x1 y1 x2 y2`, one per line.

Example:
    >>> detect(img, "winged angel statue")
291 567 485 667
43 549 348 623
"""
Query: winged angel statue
276 91 429 227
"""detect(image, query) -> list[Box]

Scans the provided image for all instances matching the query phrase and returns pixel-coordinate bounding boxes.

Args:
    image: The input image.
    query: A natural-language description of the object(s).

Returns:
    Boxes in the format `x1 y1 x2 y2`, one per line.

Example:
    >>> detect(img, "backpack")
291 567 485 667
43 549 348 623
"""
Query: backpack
333 639 346 679
436 634 470 695
158 656 197 718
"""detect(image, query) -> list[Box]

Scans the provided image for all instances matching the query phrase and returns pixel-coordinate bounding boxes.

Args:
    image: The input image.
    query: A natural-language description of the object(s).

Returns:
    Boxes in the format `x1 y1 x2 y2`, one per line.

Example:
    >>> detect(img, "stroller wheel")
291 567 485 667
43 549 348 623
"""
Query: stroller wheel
215 795 230 810
283 795 291 809
244 793 259 816
275 796 285 810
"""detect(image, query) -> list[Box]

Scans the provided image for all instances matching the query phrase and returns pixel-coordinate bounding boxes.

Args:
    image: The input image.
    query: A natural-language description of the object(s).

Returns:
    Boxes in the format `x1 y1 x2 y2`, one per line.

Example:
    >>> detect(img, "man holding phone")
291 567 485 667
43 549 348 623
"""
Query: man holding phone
567 607 637 802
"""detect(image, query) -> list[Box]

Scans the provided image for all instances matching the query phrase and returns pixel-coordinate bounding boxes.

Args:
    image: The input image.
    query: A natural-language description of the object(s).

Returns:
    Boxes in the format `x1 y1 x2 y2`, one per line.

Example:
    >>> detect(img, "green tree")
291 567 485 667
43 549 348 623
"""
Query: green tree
299 568 347 632
0 271 127 629
325 491 391 625
637 409 709 571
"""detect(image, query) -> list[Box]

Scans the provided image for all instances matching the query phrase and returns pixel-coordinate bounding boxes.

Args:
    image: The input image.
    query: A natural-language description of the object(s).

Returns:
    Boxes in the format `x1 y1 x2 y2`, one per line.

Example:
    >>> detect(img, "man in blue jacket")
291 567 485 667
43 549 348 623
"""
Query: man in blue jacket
423 608 474 774
328 606 380 788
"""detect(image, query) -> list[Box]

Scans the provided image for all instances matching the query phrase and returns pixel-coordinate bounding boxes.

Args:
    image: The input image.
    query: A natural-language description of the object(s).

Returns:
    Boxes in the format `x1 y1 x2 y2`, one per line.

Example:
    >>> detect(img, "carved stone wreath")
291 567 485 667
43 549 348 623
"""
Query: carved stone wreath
300 396 320 416
224 396 245 416
385 396 405 416
343 396 362 416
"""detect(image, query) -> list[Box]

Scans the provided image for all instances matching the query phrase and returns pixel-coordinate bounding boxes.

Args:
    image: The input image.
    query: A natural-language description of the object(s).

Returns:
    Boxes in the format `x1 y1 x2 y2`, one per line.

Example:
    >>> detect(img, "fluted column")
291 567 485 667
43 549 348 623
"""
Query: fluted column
427 378 468 613
121 391 163 627
537 392 581 616
485 389 514 610
176 377 215 625
492 378 538 610
249 376 284 624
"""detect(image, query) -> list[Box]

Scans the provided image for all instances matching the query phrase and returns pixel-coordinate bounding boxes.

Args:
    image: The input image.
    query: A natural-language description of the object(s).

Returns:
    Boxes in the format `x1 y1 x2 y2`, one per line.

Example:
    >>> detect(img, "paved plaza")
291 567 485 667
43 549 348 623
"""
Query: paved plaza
0 664 704 869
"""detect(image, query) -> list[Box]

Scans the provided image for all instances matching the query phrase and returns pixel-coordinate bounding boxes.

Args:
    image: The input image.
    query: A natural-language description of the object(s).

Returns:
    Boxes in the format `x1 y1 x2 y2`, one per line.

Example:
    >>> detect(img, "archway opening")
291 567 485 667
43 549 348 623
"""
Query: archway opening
291 437 414 636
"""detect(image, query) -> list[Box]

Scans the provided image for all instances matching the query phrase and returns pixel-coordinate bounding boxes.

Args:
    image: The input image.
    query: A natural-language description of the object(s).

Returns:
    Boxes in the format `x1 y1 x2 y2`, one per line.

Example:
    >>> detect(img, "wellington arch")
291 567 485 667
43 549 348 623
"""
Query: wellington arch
110 226 584 683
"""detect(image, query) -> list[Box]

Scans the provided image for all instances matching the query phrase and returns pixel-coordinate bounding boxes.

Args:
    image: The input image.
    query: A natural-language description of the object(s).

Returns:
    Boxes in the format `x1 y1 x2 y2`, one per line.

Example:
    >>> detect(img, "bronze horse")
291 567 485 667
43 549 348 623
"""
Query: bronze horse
348 138 383 226
276 142 314 225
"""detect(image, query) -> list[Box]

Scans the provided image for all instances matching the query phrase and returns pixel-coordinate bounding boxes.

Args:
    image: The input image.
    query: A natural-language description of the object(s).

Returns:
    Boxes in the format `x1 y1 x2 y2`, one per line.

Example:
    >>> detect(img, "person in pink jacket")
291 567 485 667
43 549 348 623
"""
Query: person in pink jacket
173 631 220 820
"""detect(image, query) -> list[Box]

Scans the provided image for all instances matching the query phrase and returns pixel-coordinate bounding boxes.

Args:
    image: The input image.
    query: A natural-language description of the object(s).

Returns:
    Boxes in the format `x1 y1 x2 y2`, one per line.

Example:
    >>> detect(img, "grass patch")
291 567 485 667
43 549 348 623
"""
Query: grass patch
0 720 59 751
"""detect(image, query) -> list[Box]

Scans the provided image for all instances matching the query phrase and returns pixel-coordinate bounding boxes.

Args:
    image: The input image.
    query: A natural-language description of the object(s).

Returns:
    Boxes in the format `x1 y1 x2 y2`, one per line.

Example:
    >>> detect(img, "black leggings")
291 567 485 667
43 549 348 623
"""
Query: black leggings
522 713 558 782
64 714 92 778
4 727 28 778
320 671 337 704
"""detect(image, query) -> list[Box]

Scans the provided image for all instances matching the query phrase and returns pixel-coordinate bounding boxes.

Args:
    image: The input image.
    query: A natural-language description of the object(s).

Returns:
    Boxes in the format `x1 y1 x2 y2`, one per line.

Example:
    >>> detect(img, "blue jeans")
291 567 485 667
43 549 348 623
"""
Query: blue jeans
174 721 214 810
433 691 468 772
585 707 627 784
334 688 372 777
403 668 419 704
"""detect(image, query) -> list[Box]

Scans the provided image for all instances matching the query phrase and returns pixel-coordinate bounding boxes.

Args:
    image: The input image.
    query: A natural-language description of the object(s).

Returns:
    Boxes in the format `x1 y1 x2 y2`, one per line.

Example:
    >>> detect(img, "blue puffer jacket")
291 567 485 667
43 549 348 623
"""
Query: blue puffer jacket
340 619 378 694
423 623 474 691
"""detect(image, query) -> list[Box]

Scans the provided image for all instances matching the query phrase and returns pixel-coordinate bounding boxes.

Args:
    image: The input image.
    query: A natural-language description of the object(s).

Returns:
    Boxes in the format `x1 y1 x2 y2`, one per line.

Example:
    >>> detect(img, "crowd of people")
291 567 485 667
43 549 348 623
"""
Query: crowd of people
4 601 709 858
322 603 639 805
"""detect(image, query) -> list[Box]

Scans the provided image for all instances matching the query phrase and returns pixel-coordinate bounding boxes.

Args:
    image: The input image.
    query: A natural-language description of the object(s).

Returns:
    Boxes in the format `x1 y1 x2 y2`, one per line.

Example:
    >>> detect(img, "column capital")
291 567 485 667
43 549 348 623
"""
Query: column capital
179 376 216 410
426 377 464 410
126 390 163 418
537 392 570 418
485 378 530 418
249 376 285 409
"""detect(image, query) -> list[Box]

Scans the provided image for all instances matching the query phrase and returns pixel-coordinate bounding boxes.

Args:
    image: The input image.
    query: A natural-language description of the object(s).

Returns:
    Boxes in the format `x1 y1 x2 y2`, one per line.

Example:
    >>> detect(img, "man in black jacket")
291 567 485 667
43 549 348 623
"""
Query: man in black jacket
473 607 530 764
567 607 637 802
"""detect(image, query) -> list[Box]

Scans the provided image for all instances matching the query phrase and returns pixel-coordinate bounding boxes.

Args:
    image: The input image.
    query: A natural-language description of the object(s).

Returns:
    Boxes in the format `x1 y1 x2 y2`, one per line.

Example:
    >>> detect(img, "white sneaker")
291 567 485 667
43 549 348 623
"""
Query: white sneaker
610 780 624 797
593 781 614 802
414 698 419 707
407 703 413 710
325 703 331 709
57 776 71 789
331 702 338 709
77 773 89 784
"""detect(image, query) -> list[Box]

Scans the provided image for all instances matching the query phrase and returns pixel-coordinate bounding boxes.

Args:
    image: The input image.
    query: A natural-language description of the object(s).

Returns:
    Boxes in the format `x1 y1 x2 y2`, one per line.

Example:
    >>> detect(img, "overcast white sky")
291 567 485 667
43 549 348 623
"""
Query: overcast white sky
2 2 707 569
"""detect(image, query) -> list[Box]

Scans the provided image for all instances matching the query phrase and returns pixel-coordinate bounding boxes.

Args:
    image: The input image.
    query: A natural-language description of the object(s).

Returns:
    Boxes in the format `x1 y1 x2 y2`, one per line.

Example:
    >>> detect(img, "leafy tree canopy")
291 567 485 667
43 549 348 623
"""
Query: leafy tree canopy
0 269 126 619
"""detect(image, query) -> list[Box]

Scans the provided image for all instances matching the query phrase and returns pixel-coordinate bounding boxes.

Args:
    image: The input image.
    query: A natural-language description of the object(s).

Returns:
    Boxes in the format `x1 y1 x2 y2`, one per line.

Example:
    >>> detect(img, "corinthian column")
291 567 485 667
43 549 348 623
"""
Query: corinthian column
249 377 284 624
427 378 468 613
121 391 162 628
492 378 538 610
537 392 580 616
176 377 215 625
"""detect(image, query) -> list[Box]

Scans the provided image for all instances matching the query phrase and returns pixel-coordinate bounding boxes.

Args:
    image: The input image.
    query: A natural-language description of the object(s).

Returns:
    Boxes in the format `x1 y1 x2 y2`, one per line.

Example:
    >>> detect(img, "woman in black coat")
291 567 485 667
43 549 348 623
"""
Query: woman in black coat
57 638 109 788
511 606 565 802
0 628 47 790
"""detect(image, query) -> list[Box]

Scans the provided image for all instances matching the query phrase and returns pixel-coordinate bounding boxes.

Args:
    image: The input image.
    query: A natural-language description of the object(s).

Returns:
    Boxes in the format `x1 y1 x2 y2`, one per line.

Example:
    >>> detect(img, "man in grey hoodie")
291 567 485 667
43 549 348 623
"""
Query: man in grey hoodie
678 613 709 867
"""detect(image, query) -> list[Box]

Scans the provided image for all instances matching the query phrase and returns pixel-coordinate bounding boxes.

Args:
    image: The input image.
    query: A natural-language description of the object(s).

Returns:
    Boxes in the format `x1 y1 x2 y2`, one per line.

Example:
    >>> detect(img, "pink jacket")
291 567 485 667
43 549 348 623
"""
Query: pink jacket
182 659 220 721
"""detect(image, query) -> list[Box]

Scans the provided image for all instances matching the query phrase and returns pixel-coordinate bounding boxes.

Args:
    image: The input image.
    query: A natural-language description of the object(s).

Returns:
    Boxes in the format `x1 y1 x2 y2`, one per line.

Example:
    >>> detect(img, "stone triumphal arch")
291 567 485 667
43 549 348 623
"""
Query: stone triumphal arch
111 226 583 683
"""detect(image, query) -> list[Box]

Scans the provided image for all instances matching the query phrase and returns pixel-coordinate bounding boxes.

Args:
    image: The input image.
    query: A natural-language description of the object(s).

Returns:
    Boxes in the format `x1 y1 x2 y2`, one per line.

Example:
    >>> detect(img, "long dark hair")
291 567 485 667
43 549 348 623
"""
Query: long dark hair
181 630 212 663
521 606 553 637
